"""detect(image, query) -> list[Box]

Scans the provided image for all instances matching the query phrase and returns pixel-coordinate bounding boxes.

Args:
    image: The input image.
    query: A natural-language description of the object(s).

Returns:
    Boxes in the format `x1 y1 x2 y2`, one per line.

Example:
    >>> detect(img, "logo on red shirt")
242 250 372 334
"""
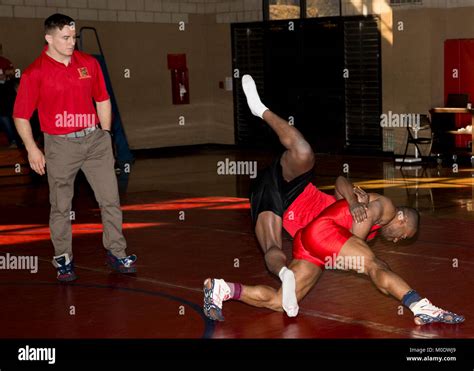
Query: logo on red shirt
77 67 91 79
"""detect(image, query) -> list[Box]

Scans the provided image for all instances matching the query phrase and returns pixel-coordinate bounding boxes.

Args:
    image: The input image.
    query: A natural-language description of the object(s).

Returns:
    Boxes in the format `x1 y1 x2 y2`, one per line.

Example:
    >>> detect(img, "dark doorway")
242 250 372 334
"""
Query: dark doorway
232 16 382 154
300 19 345 153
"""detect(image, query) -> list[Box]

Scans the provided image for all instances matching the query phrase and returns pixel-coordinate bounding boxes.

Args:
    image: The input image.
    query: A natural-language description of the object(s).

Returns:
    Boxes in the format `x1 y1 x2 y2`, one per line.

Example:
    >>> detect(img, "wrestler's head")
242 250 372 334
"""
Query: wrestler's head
380 207 419 243
44 14 76 58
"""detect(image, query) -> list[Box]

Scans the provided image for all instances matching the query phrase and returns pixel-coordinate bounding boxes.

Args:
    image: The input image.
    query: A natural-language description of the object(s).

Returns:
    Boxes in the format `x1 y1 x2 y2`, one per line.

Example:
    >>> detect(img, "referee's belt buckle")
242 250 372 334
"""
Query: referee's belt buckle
60 125 99 138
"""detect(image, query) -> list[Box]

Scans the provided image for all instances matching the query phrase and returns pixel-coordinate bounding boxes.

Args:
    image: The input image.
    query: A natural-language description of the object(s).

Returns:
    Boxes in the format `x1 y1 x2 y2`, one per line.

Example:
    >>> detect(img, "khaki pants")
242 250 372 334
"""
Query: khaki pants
44 129 127 265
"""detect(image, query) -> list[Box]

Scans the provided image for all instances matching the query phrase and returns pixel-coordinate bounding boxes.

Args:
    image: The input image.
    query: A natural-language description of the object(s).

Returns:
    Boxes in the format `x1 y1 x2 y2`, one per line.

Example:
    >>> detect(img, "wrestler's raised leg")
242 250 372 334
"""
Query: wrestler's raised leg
244 74 315 316
242 74 315 182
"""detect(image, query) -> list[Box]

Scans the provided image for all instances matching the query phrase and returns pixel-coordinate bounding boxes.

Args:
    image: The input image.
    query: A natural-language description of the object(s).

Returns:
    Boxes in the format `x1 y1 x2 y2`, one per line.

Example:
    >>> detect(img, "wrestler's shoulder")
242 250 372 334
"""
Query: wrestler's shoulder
367 195 396 218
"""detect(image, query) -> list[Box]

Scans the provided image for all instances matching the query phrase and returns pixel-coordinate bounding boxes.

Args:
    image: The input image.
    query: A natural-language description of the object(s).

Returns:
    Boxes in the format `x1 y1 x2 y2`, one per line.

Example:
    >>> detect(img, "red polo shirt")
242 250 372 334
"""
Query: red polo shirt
13 46 109 135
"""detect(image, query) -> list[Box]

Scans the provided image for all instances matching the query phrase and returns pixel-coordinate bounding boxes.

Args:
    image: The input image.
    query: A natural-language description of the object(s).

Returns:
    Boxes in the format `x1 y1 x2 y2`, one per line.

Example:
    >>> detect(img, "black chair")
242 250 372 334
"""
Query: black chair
400 114 433 164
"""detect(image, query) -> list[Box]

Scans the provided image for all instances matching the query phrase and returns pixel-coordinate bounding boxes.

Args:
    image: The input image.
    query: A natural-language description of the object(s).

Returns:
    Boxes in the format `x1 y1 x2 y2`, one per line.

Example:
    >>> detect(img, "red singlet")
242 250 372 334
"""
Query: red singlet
293 199 380 269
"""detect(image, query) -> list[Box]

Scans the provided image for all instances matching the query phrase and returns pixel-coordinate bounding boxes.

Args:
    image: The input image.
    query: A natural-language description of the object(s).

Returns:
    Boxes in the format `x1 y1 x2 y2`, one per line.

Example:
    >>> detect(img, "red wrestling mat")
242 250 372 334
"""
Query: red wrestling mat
0 190 471 339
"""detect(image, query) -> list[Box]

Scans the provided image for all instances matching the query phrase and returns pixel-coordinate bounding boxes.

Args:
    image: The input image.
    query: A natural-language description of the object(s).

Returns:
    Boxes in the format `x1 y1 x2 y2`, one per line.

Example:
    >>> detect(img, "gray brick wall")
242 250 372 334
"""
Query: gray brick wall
0 1 470 24
0 0 263 23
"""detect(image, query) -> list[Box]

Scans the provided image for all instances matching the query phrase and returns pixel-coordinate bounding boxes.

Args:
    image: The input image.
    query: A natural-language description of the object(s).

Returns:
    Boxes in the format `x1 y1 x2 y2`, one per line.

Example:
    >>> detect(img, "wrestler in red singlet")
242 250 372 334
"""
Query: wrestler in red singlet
283 183 336 237
293 199 380 269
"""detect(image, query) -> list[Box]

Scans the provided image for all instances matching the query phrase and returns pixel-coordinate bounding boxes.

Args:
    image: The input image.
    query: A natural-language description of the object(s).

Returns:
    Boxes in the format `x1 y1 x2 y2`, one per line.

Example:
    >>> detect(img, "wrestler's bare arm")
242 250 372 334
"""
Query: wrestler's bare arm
351 200 383 240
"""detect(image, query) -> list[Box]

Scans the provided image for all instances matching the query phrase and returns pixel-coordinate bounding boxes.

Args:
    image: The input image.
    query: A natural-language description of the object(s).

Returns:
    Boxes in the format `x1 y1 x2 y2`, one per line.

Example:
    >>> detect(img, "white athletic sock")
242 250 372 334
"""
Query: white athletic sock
242 75 268 119
279 267 299 317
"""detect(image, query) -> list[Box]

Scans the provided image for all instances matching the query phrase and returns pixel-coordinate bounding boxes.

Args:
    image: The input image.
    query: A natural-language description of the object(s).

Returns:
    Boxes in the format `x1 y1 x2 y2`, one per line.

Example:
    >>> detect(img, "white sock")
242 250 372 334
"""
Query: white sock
242 75 268 119
278 267 299 317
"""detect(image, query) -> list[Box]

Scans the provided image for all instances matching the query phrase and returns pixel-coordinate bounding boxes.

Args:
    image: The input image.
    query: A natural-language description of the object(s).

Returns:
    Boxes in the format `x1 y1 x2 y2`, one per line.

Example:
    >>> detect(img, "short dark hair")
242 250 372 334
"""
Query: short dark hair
44 13 75 34
400 206 420 231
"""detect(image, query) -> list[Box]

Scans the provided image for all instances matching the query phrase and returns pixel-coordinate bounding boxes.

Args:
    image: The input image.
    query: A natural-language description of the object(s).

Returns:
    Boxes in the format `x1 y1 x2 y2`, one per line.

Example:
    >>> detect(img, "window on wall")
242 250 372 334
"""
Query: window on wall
268 0 301 20
265 0 342 20
306 0 341 18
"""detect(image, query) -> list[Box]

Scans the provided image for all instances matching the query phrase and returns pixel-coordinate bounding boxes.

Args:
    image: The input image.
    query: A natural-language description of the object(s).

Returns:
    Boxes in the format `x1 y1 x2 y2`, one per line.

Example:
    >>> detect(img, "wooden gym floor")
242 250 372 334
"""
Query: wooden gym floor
0 148 472 339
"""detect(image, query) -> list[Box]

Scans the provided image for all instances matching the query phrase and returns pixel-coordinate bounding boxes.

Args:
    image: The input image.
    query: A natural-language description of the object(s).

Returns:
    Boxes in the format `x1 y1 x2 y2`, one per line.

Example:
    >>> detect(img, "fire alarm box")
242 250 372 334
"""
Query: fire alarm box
167 53 189 105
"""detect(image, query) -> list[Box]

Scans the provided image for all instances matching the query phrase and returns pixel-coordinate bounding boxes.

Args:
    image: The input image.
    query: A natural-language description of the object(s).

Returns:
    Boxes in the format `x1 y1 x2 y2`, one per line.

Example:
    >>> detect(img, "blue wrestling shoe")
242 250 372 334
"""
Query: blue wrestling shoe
203 278 230 321
106 251 137 273
412 298 465 325
54 254 77 282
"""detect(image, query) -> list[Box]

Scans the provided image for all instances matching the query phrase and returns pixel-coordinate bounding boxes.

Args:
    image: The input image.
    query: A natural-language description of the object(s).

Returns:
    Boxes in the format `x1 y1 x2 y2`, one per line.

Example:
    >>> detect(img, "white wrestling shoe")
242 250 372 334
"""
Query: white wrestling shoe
411 298 465 325
203 278 230 321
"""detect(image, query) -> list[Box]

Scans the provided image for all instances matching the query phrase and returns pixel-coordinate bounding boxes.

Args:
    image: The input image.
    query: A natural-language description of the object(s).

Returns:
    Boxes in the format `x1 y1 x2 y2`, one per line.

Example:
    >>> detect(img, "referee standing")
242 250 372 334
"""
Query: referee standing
13 14 137 281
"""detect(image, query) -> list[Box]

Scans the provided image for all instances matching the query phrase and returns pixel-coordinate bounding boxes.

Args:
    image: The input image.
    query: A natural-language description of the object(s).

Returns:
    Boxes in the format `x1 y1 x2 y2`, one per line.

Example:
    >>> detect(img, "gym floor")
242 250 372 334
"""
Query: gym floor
0 148 472 339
